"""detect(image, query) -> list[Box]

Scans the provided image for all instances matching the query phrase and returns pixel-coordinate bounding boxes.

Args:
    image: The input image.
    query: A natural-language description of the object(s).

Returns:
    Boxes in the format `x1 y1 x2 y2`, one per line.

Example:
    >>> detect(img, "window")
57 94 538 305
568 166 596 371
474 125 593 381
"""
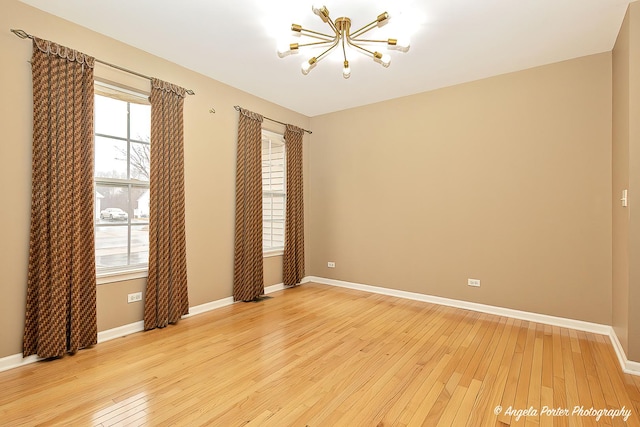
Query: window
94 83 151 275
262 130 286 253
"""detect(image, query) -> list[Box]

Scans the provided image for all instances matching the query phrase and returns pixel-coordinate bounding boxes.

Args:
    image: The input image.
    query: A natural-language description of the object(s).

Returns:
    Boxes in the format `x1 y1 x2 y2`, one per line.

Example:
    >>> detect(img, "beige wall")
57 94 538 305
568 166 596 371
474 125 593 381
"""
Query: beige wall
612 1 640 363
612 7 631 356
308 53 613 325
624 2 640 362
2 0 631 363
0 0 310 358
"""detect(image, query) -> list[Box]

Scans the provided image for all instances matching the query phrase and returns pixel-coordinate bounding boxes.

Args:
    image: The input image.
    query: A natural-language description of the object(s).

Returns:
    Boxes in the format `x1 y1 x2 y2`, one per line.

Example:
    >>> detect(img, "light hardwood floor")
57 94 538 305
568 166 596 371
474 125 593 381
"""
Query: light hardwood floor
1 283 640 426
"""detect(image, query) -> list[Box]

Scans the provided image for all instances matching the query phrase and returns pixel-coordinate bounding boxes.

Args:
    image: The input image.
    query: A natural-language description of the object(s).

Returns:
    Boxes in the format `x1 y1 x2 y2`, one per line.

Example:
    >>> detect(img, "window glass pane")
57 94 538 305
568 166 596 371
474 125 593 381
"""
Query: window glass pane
94 87 150 276
130 103 151 142
130 142 150 182
131 225 149 265
263 220 285 250
95 95 127 138
271 195 285 220
262 130 286 251
95 136 128 179
131 187 150 224
272 221 285 245
96 184 129 224
95 225 128 268
263 194 285 220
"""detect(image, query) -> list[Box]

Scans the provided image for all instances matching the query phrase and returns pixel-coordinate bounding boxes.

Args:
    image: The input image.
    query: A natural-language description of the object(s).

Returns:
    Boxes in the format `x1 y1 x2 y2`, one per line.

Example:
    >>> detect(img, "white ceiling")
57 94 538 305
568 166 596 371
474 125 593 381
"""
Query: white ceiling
20 0 631 117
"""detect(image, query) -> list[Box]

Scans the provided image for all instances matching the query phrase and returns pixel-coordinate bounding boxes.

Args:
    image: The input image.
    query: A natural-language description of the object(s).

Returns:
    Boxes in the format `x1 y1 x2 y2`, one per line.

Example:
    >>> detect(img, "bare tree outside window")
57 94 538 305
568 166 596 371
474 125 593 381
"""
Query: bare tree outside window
94 90 151 272
115 138 150 181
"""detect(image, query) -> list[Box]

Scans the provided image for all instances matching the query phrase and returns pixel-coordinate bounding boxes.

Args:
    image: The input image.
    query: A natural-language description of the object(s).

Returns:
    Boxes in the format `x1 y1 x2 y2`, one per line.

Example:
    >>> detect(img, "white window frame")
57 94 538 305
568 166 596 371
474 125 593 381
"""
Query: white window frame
94 81 151 283
262 129 286 257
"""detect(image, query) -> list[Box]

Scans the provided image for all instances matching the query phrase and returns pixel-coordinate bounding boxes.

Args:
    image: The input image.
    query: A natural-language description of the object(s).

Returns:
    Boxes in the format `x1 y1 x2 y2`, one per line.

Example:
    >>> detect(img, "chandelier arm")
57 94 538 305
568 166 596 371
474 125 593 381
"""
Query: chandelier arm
281 9 400 75
314 39 341 63
324 16 340 36
342 33 348 62
349 20 379 39
347 38 376 57
350 38 389 44
297 40 338 48
299 28 336 41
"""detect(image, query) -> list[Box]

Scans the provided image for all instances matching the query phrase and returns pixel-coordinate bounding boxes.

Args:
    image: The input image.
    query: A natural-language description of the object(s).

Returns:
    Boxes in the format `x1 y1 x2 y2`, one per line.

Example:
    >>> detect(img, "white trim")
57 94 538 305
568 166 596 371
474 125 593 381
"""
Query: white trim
95 79 150 99
0 283 289 373
304 276 610 334
184 297 234 318
608 329 640 376
97 321 144 343
5 278 638 377
263 250 284 258
97 269 148 285
0 354 42 373
627 360 640 374
304 275 640 376
265 282 286 294
185 283 285 318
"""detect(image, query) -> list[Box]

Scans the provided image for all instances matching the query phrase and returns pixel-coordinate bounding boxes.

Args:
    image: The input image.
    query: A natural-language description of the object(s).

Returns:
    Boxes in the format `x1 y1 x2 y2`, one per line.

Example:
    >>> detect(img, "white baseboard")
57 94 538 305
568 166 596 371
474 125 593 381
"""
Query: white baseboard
265 283 286 294
97 321 145 343
3 278 638 377
304 275 640 377
184 282 284 318
0 354 42 373
185 297 234 318
0 283 288 373
608 328 640 376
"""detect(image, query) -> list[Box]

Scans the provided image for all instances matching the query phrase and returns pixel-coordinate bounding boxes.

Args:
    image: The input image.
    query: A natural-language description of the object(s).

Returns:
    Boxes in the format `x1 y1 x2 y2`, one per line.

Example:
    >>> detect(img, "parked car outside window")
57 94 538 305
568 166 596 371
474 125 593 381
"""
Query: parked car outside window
100 208 128 221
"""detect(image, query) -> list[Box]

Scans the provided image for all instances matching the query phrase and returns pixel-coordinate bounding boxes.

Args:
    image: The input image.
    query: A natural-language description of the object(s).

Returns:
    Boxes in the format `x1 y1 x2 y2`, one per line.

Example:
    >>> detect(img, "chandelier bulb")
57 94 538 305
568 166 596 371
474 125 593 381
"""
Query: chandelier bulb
312 4 330 22
397 38 411 50
343 60 351 79
279 7 408 76
277 44 290 58
277 42 299 58
301 57 317 75
376 12 390 27
388 38 411 52
374 52 392 68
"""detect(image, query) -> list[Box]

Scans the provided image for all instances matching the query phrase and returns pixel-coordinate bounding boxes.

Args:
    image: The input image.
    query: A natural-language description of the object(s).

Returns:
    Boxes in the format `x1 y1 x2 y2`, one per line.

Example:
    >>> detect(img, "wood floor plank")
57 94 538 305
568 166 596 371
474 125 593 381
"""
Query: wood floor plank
477 318 522 427
525 325 544 423
579 331 612 427
465 317 512 426
496 320 529 425
561 327 584 427
1 283 639 426
552 325 569 427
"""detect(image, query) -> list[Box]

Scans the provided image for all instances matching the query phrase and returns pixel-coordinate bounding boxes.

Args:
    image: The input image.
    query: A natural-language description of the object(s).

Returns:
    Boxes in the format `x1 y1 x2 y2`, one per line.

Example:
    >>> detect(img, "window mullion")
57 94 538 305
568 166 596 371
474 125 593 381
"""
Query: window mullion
261 130 286 253
127 103 132 266
94 89 150 276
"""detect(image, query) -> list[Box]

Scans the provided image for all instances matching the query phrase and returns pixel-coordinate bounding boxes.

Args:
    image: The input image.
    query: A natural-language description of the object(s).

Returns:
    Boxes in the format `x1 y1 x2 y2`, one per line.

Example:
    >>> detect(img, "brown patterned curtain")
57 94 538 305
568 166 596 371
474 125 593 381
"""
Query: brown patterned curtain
144 79 189 330
233 108 264 301
23 38 97 358
283 125 305 286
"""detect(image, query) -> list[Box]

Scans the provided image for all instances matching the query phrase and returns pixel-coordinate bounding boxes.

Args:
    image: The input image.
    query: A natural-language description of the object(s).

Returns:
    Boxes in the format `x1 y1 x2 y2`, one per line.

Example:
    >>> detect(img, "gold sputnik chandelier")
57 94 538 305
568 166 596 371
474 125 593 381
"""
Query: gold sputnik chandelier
277 5 410 79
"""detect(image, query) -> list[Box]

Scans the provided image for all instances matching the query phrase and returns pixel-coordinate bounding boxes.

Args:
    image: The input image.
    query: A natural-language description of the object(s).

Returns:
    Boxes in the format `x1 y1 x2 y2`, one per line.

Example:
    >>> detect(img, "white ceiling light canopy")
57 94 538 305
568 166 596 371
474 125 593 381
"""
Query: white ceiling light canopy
277 4 411 78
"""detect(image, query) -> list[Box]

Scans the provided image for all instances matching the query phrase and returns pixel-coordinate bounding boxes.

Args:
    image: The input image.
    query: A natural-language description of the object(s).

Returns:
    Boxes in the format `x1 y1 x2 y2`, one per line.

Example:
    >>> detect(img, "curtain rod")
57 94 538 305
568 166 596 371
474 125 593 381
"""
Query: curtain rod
234 105 312 134
10 29 195 96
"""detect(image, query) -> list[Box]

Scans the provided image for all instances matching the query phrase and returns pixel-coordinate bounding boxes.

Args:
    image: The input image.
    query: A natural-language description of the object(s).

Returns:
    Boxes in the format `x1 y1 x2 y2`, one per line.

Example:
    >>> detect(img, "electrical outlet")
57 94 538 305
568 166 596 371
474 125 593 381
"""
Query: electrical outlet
327 262 335 268
127 292 142 303
468 278 480 287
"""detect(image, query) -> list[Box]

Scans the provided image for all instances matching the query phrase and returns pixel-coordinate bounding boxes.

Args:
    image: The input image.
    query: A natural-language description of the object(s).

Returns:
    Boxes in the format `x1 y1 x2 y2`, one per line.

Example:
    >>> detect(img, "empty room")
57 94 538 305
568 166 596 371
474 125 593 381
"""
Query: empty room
2 0 640 425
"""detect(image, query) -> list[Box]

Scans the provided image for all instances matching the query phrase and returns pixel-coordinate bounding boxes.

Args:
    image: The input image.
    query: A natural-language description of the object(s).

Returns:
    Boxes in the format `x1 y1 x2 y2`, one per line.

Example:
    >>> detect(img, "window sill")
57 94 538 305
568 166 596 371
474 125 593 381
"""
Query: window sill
263 250 284 258
97 268 148 285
